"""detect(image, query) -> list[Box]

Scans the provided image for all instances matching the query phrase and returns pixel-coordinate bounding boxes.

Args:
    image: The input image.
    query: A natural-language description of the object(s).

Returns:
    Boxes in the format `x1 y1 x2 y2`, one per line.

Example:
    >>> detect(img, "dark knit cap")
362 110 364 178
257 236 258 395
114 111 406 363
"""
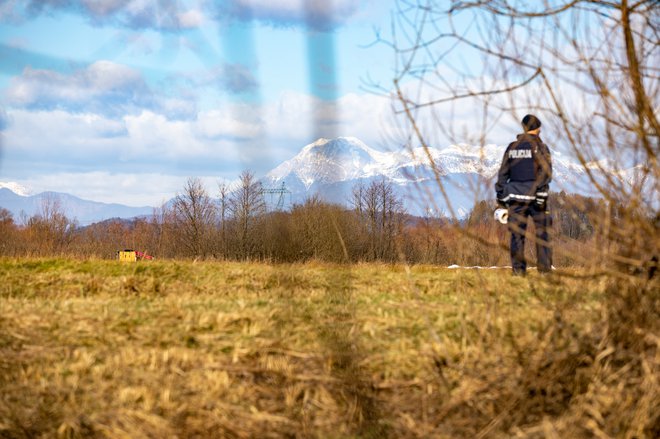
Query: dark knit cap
522 114 542 132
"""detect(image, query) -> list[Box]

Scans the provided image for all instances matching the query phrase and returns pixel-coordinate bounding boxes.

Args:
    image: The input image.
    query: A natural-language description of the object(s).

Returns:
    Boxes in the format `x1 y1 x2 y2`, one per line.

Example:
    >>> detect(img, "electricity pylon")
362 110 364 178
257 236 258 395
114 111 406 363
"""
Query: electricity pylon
261 181 291 211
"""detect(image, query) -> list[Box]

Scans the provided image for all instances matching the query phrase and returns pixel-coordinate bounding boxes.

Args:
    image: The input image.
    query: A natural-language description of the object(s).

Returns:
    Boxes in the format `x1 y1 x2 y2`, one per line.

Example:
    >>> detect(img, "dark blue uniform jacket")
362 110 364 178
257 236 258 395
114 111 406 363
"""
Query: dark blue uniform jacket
495 133 552 206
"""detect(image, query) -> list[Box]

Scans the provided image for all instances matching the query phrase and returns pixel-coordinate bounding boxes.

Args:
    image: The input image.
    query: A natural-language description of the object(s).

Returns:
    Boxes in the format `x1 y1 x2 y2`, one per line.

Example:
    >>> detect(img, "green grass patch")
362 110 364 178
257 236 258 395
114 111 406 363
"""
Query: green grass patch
0 257 647 438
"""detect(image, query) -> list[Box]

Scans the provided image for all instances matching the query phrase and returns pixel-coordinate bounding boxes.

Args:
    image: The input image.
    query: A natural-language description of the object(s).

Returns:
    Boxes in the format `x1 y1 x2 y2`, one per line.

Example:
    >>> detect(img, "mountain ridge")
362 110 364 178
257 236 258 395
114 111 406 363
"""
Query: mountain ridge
263 136 600 216
0 188 154 225
1 136 624 223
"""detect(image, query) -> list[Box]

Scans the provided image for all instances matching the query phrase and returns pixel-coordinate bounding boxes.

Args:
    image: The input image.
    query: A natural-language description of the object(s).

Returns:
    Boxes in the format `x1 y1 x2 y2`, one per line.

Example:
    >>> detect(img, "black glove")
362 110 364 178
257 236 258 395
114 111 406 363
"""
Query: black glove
497 198 507 208
535 196 546 207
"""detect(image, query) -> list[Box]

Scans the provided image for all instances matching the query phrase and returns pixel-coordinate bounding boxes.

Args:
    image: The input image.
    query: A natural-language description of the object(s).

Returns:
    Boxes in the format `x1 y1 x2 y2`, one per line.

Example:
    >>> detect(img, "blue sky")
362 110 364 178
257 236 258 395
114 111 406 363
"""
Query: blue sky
2 0 534 208
0 1 633 208
0 0 412 205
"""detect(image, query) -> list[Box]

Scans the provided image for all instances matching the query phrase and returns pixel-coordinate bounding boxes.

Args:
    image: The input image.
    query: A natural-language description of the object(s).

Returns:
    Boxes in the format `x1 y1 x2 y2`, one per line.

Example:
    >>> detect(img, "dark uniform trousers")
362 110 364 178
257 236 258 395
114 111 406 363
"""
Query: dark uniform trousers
508 202 552 274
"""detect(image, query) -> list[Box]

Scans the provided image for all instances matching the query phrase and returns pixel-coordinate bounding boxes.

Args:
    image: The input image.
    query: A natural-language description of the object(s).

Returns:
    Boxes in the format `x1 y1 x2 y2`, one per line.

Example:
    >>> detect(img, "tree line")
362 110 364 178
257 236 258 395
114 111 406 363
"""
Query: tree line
0 172 621 267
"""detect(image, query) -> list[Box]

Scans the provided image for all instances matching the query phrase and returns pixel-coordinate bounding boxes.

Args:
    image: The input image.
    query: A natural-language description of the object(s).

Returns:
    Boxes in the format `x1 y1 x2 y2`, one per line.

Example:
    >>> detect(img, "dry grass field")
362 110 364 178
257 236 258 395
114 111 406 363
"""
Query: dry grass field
0 258 657 438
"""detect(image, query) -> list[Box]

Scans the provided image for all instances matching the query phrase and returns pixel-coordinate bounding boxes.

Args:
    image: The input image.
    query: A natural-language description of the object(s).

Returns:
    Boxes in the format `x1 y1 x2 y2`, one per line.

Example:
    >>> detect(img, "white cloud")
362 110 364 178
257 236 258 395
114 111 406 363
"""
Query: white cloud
195 107 263 140
14 172 210 206
85 60 143 89
3 87 398 164
7 109 127 149
193 63 259 95
0 106 8 131
8 171 238 206
261 90 397 150
177 8 204 28
80 0 127 18
216 0 361 30
3 106 261 172
1 88 404 205
6 62 144 108
0 0 24 22
118 0 207 30
4 61 196 119
0 0 208 30
121 110 248 162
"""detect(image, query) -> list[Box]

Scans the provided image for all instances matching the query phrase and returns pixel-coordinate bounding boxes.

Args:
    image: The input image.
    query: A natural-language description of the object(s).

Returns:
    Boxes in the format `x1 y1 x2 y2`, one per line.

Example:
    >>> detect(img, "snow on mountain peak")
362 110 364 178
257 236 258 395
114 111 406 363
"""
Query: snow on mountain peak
259 136 636 217
302 137 377 161
439 143 500 158
267 137 383 188
266 137 602 197
0 181 33 196
266 137 511 189
303 136 368 151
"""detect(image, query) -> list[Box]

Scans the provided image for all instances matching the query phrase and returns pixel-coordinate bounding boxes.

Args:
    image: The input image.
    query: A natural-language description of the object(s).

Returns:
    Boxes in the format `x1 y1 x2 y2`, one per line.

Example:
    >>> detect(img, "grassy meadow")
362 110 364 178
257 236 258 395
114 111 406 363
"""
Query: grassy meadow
0 258 656 438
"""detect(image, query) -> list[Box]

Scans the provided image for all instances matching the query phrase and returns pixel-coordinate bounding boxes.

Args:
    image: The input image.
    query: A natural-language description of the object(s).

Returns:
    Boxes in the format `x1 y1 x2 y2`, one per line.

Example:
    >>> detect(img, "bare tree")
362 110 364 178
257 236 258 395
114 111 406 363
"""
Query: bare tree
228 170 266 259
351 182 365 215
287 195 353 262
218 182 230 259
26 195 77 255
0 207 17 255
353 179 406 261
172 177 216 257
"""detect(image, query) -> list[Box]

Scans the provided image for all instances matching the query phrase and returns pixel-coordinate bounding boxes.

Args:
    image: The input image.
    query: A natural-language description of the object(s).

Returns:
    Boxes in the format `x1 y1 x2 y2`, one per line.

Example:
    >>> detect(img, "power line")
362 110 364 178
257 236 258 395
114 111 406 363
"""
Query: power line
260 182 291 211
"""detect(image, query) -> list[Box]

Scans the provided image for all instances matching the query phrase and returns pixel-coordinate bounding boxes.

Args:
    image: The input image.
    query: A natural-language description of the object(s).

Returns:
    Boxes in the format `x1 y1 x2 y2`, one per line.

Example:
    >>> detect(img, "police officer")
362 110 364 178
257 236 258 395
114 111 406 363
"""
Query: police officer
495 114 552 275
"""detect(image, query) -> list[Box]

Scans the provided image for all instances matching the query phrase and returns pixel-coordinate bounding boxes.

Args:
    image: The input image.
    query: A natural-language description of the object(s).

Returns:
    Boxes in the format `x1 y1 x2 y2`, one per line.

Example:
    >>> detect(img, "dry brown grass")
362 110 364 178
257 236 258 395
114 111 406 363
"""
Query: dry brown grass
0 258 657 438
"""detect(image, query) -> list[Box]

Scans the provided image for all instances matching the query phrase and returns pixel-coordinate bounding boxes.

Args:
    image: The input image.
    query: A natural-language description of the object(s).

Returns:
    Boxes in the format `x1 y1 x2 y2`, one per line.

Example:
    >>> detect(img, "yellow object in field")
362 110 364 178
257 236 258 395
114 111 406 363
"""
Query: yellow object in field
118 250 137 262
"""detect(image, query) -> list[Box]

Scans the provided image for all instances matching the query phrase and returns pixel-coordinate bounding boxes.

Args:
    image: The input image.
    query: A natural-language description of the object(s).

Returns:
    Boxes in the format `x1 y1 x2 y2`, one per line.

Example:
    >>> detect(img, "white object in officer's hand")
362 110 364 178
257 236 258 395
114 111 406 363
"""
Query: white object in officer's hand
494 208 509 224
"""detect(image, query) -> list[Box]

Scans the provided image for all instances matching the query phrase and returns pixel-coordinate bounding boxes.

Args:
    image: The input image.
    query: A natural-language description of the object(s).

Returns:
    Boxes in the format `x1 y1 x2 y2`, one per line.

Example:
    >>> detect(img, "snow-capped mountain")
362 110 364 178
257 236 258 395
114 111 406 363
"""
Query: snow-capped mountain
1 137 634 223
264 137 601 216
267 137 396 189
268 137 503 186
0 182 33 197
